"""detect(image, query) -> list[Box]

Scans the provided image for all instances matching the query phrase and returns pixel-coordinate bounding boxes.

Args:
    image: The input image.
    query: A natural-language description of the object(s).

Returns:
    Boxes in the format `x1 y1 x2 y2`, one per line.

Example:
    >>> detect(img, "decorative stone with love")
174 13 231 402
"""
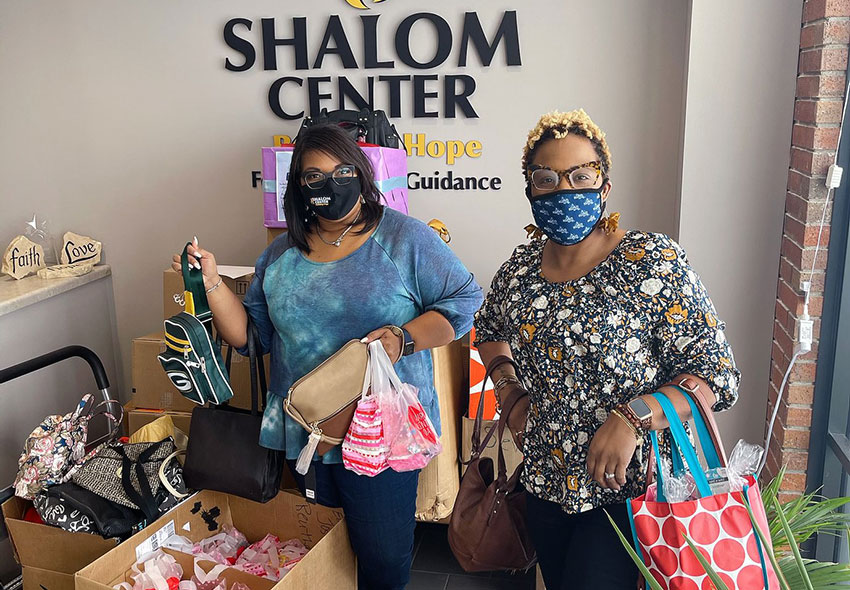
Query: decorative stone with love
2 235 46 280
61 232 102 266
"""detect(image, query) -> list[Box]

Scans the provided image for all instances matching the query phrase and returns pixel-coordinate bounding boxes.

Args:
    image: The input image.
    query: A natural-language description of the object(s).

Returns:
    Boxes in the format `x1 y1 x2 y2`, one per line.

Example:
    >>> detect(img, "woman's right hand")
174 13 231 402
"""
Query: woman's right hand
171 241 220 290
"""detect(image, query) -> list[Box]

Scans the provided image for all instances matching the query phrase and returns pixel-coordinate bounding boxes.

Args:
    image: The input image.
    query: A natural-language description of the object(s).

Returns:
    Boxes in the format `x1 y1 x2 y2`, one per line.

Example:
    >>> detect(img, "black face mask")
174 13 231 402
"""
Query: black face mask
302 180 361 221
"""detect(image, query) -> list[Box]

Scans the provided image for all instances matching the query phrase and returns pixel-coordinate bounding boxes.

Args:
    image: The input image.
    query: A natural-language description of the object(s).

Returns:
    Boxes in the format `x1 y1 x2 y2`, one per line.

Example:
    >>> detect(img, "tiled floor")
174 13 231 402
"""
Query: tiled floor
408 523 535 590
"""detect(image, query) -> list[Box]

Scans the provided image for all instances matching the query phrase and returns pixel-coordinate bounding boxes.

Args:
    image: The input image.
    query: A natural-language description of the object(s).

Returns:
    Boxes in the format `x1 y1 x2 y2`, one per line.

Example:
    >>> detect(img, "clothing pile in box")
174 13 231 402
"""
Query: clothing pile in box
12 394 190 540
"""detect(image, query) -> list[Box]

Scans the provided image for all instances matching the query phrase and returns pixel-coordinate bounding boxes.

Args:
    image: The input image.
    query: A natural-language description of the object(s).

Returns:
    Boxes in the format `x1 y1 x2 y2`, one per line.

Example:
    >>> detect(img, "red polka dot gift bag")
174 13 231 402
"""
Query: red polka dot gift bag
627 389 779 590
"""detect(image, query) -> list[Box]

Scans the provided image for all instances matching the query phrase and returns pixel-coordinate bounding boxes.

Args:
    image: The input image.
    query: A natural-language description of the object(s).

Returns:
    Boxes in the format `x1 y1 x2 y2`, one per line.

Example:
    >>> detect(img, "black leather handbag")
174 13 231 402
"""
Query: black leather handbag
296 107 402 148
33 482 145 539
183 317 284 503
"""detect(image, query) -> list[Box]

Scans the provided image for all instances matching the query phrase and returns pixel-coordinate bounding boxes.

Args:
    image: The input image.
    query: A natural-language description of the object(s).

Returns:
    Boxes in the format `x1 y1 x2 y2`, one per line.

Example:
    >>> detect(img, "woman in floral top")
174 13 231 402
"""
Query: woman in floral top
474 109 740 589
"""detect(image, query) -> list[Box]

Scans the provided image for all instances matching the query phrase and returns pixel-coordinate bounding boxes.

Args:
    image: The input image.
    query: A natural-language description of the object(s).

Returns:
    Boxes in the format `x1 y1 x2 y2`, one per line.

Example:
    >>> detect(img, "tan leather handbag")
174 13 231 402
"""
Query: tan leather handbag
284 340 369 460
448 355 537 573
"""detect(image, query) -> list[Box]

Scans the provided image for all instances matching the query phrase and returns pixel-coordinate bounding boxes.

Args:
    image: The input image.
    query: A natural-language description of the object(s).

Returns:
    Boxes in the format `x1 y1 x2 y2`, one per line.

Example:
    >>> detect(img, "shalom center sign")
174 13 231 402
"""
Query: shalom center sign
229 4 523 193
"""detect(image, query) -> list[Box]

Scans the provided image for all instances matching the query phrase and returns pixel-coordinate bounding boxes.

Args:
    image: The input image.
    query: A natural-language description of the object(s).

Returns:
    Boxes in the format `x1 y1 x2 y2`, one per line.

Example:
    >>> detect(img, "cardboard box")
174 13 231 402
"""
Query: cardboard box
22 566 74 590
468 327 498 420
415 337 467 522
125 403 193 437
163 267 254 321
1 496 118 575
131 332 265 412
460 415 523 476
75 490 356 590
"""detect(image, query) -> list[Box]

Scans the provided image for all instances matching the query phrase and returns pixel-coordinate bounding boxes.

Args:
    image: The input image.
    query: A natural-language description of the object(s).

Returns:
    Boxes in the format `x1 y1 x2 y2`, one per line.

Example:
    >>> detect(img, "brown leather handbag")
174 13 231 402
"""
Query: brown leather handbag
448 356 537 573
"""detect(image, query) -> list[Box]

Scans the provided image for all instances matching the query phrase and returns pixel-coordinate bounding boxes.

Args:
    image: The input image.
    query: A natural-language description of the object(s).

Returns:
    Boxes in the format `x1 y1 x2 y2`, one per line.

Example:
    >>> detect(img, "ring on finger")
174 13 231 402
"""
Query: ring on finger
604 472 616 479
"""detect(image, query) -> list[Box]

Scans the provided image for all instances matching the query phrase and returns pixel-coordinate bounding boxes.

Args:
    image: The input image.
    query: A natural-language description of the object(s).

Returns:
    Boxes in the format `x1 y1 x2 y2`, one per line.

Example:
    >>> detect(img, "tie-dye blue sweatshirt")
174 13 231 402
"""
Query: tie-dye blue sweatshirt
239 207 483 463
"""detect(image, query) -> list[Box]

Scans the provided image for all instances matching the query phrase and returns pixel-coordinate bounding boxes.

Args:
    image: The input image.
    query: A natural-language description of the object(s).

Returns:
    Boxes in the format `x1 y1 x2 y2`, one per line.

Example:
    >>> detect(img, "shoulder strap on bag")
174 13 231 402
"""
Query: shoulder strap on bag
245 315 267 415
471 356 525 485
673 385 728 467
117 444 161 523
650 392 712 498
84 400 125 451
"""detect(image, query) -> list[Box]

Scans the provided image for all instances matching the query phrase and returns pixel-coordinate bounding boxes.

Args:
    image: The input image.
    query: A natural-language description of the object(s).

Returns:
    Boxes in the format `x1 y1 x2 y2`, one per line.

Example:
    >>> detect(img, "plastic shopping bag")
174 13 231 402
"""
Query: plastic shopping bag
371 341 442 472
342 353 391 476
114 549 190 590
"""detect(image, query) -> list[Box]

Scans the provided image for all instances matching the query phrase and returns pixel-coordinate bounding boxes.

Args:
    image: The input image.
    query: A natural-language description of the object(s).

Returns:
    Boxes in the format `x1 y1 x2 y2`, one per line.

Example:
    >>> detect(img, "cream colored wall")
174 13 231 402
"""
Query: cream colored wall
0 0 690 399
678 1 801 445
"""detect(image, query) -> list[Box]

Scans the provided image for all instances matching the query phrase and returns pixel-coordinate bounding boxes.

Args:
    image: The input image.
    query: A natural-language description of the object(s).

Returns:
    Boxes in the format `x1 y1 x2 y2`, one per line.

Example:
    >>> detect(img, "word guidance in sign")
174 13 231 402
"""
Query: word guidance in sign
408 171 501 191
61 232 102 266
223 11 522 119
2 235 45 280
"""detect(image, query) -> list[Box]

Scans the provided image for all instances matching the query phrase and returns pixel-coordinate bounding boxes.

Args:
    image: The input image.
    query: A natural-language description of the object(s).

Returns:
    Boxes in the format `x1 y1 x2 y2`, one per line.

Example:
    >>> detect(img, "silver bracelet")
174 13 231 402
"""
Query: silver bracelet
205 278 223 294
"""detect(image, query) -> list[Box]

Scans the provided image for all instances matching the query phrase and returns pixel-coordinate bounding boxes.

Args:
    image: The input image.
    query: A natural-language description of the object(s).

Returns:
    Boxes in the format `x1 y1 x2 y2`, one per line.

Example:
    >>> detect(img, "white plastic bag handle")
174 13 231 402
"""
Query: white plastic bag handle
368 340 404 394
194 558 229 583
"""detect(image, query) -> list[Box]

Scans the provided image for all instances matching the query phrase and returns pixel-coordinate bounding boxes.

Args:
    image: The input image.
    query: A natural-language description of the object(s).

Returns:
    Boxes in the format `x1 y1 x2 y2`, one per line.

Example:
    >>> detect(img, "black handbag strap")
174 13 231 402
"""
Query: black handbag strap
212 315 266 415
116 443 164 523
246 315 267 416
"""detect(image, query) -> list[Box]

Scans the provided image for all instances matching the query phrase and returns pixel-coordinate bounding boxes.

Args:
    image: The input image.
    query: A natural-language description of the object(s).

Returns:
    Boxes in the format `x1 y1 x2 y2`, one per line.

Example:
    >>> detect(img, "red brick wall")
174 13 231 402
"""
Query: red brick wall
764 0 850 500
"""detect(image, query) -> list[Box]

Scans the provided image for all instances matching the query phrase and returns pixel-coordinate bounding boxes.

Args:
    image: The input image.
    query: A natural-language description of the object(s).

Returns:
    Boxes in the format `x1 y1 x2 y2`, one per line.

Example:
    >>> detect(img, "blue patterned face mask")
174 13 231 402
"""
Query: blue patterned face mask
529 187 604 246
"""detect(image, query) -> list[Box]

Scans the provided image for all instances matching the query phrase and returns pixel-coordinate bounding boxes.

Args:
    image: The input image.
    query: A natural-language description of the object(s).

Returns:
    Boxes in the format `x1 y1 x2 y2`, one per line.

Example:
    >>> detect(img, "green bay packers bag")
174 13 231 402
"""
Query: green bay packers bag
157 243 234 405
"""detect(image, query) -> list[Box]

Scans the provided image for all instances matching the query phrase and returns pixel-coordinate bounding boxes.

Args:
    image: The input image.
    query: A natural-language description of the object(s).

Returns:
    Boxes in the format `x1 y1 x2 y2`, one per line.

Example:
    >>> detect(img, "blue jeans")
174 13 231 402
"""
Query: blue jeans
288 460 420 590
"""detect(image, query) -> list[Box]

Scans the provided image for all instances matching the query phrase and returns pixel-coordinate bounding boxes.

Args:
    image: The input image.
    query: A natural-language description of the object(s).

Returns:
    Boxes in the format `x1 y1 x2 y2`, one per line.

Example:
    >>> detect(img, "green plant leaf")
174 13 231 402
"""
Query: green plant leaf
773 495 815 590
604 509 665 590
764 468 850 550
682 534 729 590
778 557 850 588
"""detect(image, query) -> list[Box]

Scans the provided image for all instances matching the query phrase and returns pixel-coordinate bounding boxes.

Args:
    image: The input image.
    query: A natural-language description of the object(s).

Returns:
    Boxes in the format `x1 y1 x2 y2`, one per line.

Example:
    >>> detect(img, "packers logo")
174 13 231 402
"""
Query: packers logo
167 371 193 393
344 0 386 8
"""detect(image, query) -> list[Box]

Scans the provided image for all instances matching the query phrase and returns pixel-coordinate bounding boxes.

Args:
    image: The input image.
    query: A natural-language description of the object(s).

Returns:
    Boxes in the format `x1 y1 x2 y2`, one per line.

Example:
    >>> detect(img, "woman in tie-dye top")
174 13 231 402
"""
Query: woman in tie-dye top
171 125 482 590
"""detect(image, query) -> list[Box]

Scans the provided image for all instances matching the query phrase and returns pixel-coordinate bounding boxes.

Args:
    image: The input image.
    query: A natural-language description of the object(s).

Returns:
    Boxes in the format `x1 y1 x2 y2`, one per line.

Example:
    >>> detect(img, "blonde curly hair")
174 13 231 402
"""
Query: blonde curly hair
521 109 612 177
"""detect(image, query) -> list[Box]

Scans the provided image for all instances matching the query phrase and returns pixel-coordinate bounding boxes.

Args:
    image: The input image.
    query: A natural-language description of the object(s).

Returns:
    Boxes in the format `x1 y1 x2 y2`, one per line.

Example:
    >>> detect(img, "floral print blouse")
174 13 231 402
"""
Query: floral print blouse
474 231 740 513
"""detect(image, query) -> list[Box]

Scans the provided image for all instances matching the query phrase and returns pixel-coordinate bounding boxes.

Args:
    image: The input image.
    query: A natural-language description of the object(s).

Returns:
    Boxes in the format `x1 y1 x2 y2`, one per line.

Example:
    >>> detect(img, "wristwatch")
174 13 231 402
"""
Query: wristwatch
625 397 653 431
385 325 415 358
400 327 415 357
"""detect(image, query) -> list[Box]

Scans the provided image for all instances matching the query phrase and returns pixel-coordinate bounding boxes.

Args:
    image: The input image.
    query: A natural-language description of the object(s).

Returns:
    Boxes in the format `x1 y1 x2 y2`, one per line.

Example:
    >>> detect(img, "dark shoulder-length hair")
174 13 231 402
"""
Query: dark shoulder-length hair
283 124 383 253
